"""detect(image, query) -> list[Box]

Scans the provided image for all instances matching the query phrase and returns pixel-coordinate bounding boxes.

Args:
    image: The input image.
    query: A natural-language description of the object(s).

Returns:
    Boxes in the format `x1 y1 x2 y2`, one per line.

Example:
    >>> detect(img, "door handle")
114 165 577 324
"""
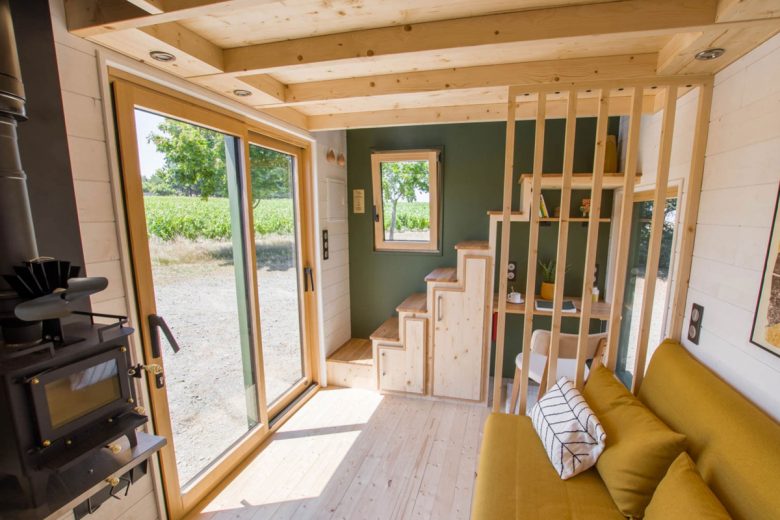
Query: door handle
148 314 181 358
437 295 443 321
303 267 315 292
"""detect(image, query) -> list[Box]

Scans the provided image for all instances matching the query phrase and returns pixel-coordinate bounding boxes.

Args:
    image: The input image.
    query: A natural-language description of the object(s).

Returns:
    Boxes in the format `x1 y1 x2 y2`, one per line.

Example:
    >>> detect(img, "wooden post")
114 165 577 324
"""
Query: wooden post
518 93 547 413
668 82 713 340
491 91 518 412
546 90 578 388
605 87 644 370
574 90 609 389
632 85 678 394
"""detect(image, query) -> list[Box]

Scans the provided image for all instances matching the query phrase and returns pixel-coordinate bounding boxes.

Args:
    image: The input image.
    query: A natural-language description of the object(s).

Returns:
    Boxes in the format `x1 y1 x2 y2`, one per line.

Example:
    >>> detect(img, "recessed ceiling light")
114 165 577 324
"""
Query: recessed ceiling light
695 48 725 61
233 89 252 97
149 51 176 62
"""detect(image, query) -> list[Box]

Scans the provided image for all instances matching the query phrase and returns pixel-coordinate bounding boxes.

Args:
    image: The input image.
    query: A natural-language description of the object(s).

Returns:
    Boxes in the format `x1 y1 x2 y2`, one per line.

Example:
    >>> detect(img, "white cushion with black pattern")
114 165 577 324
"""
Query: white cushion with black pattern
530 377 606 480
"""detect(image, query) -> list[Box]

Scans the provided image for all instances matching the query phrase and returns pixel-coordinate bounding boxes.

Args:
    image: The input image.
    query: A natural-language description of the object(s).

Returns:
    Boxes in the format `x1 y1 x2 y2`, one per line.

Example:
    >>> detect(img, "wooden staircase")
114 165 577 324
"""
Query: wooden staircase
325 241 492 402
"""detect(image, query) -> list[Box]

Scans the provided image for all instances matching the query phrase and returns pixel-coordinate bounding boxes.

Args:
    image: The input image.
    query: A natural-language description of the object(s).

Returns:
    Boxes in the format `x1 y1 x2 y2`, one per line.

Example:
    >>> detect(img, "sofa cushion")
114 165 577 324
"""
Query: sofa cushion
471 413 623 520
583 365 686 518
645 452 731 519
530 378 606 480
639 340 780 520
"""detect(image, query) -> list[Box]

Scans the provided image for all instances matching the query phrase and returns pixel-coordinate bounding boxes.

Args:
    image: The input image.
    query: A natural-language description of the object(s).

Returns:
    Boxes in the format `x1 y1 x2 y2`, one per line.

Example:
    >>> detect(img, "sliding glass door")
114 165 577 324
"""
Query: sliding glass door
112 80 316 519
615 191 678 387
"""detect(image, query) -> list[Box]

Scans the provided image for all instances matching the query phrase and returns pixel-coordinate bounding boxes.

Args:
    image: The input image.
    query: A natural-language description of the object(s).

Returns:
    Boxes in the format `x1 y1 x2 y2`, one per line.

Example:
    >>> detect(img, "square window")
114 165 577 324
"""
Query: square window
370 150 440 252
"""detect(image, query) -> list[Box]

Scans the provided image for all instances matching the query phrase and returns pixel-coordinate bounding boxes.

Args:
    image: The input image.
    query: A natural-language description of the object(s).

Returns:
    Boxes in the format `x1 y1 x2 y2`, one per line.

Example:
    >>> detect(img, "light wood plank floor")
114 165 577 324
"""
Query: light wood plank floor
192 388 491 520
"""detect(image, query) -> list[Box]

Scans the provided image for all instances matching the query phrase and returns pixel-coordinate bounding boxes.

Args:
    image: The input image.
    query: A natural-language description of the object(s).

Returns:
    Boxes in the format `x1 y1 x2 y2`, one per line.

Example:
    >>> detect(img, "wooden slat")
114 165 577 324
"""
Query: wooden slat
490 93 518 413
605 87 645 370
631 85 679 394
546 90 578 390
396 293 428 314
370 316 400 343
518 94 547 414
668 82 714 340
219 0 714 76
278 54 655 106
307 95 658 130
573 90 609 389
424 267 457 283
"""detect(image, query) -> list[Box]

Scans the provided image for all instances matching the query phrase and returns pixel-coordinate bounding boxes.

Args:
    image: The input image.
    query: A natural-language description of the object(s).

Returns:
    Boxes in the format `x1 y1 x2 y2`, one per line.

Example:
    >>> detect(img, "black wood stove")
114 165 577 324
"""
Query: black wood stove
0 2 164 517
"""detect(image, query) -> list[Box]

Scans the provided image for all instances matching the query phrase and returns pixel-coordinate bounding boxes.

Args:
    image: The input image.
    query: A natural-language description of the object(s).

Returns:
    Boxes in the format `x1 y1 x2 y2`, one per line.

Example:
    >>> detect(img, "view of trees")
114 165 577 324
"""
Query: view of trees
143 119 293 205
380 160 430 239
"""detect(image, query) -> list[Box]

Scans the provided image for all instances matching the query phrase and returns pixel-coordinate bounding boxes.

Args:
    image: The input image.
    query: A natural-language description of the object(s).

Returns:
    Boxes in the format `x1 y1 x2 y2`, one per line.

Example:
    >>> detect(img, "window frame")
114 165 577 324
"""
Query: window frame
370 149 441 253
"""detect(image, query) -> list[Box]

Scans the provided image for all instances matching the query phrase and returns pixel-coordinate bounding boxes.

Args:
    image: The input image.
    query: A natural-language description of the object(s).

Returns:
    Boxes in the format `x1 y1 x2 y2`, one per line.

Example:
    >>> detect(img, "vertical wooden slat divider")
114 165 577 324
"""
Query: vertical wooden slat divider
518 93 547 413
574 90 610 389
668 82 714 340
546 90 578 389
631 85 678 394
605 87 644 370
491 90 518 412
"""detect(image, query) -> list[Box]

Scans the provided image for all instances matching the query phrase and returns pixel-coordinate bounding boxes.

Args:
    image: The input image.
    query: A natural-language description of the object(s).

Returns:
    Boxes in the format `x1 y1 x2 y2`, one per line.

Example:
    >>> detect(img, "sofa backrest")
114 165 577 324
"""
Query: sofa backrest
638 340 780 520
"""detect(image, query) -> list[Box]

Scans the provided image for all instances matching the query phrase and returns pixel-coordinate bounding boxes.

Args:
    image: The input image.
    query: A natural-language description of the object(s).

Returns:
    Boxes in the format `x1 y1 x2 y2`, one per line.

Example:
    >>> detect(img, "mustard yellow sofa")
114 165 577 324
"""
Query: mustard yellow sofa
471 340 780 519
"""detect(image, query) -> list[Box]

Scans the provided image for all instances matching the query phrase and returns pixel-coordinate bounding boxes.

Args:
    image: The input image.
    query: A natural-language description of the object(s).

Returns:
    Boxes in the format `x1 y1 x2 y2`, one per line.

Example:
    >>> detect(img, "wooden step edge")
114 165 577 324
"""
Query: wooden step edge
369 316 400 343
454 240 489 251
396 292 428 314
327 338 373 366
424 267 457 283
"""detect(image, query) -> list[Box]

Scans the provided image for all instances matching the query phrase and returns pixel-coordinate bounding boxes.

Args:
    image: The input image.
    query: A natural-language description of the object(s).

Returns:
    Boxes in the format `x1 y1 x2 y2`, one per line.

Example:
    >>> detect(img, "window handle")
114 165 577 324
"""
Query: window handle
372 205 379 222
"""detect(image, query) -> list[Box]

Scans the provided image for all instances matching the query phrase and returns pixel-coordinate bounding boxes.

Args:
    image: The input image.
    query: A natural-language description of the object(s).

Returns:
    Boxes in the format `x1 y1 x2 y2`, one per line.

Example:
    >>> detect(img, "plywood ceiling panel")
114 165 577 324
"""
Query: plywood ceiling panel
179 0 617 48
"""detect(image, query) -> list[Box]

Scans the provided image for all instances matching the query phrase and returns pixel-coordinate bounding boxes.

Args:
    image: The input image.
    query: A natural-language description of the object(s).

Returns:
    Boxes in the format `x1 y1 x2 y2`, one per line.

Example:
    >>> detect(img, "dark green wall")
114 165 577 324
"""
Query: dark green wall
346 119 617 378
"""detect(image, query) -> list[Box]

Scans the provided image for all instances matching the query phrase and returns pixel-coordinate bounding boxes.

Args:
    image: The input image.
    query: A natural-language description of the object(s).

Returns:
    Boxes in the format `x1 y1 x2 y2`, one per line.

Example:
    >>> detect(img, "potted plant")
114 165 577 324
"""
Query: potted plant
538 259 567 300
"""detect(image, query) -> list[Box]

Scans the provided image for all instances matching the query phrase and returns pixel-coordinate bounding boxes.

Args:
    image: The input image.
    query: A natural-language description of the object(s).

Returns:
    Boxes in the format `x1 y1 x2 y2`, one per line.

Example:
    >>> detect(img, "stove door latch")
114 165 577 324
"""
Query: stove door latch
128 363 165 389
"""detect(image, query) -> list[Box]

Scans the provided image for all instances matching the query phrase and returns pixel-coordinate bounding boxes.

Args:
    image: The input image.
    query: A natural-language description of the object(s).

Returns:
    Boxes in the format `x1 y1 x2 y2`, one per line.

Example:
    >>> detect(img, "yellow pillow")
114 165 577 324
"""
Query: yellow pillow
645 452 731 519
583 365 686 518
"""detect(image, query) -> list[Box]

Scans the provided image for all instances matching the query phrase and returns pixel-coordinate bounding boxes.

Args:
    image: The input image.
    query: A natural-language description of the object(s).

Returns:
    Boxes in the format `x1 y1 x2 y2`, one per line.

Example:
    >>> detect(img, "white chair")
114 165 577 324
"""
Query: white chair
509 329 607 414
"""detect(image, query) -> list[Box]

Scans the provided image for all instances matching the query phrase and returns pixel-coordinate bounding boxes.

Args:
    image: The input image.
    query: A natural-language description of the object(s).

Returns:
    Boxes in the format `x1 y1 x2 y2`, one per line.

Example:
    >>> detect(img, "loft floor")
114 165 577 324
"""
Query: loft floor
194 387 489 520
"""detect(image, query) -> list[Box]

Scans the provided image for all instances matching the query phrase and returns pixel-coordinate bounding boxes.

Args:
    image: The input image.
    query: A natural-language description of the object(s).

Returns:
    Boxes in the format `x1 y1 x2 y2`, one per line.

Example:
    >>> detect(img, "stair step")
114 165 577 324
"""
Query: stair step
396 292 428 314
326 338 376 390
327 338 373 366
425 267 457 283
454 240 489 250
370 316 400 342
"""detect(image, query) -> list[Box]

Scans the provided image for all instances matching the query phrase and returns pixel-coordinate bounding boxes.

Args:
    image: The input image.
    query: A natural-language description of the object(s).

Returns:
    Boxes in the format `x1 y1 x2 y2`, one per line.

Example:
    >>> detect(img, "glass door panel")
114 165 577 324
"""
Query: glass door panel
248 142 306 407
616 196 678 387
134 109 259 487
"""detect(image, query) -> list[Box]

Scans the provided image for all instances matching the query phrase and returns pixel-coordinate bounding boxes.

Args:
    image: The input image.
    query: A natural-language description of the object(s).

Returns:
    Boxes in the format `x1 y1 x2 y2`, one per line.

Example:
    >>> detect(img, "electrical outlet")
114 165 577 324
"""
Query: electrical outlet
688 303 704 344
322 229 329 260
507 260 517 282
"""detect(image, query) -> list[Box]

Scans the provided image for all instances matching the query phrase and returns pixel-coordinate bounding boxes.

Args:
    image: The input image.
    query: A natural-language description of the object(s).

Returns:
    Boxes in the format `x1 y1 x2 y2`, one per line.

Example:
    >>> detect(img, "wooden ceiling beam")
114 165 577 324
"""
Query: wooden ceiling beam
221 0 716 76
65 0 279 37
717 0 780 22
307 95 658 131
250 54 656 107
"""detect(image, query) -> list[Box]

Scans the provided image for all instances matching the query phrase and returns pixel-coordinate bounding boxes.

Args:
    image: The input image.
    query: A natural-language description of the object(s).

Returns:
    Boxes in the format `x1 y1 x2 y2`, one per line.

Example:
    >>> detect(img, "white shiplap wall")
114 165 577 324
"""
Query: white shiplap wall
313 131 352 362
680 33 780 421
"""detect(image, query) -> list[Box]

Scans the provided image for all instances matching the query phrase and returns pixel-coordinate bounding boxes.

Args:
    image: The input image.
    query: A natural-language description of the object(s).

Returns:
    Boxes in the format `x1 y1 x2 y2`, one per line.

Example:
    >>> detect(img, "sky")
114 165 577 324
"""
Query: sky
134 109 166 179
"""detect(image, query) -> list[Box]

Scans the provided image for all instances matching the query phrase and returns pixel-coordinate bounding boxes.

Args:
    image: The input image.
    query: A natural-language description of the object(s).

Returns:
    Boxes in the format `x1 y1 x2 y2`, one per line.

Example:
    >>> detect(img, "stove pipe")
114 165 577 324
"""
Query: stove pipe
0 0 39 314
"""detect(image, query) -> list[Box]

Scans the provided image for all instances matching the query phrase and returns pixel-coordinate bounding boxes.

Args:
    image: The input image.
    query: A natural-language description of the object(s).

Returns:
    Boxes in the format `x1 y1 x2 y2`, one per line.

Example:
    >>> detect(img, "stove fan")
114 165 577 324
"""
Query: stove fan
3 258 108 345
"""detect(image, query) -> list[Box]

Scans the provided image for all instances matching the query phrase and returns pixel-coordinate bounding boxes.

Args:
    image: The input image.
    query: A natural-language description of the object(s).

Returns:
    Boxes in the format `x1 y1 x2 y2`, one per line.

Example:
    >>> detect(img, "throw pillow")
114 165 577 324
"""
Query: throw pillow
531 377 606 480
583 365 687 518
645 452 732 519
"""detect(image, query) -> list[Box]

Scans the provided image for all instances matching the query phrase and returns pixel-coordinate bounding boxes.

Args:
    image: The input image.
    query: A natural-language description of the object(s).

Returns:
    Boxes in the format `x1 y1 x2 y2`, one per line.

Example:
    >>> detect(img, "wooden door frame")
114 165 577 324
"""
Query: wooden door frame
111 77 319 519
246 131 319 419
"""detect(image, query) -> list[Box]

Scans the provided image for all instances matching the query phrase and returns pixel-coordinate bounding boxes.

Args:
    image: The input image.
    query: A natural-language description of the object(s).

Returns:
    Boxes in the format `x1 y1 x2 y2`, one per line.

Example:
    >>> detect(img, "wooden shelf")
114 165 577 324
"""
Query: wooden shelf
518 173 640 189
539 217 611 223
493 294 611 320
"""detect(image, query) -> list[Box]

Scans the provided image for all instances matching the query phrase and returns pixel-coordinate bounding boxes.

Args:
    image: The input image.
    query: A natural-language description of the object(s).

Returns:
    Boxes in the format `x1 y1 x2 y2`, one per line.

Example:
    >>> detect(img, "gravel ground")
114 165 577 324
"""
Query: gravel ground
151 237 303 486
